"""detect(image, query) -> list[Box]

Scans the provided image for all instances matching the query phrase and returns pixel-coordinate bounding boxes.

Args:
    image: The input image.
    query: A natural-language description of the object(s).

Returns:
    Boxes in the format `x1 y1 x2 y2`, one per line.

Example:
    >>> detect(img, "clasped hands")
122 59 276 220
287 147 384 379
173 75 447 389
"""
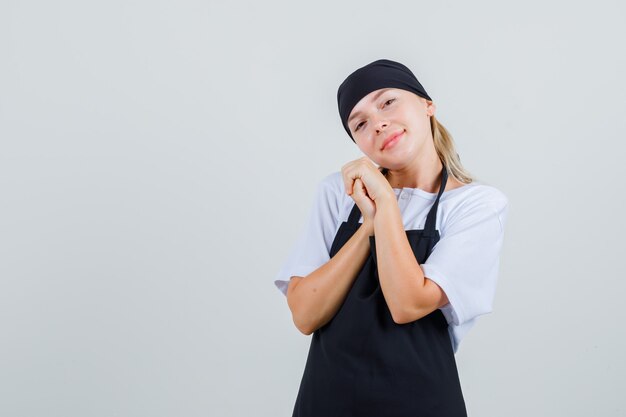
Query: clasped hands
341 157 397 235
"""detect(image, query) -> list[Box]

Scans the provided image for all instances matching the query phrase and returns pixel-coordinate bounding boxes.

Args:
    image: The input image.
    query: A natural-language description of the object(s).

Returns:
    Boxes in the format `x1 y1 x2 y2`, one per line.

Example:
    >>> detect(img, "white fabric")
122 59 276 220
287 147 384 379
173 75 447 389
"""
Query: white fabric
273 170 509 354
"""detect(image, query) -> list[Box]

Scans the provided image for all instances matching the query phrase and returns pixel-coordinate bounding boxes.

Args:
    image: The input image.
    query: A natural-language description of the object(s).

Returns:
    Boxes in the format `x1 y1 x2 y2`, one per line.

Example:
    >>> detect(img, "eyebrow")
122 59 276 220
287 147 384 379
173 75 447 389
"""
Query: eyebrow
348 88 393 124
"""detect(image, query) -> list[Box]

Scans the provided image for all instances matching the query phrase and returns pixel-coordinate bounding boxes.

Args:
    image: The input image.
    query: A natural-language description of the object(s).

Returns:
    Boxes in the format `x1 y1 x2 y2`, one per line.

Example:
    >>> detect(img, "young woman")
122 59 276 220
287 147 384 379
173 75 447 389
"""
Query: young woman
274 58 509 417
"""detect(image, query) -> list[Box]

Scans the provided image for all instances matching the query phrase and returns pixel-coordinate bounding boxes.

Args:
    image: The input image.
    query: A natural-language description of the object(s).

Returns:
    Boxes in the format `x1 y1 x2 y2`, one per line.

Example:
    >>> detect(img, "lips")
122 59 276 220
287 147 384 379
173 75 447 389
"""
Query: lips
381 130 404 150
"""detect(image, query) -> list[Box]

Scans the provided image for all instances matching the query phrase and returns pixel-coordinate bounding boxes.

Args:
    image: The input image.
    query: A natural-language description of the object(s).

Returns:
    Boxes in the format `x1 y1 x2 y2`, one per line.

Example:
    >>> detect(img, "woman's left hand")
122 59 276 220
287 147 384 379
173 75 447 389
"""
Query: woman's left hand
341 157 396 203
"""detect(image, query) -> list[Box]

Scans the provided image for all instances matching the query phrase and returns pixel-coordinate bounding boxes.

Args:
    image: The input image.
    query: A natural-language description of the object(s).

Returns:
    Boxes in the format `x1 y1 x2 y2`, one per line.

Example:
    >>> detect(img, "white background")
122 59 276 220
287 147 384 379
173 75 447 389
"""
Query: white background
1 1 624 416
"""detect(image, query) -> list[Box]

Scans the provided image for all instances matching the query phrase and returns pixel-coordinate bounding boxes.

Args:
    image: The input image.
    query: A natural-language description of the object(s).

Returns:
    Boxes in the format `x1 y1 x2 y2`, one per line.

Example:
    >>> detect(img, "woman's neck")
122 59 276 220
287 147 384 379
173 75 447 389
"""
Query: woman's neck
384 158 443 192
384 161 465 193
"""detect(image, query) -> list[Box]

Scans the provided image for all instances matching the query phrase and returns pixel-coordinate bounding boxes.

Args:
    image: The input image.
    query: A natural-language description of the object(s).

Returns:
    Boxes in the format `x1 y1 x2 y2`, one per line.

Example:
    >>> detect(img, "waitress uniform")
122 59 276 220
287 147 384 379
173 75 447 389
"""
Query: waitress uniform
292 165 467 417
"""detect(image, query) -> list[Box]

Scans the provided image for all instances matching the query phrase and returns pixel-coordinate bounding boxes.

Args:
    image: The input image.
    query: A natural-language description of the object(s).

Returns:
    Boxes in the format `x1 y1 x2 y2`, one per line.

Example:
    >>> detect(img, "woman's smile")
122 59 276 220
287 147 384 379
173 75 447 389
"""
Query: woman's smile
381 131 404 151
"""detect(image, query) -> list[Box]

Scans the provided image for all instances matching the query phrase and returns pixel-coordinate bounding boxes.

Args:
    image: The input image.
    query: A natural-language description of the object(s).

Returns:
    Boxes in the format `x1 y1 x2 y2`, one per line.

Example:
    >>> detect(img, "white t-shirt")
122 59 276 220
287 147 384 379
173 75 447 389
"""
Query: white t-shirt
274 170 509 354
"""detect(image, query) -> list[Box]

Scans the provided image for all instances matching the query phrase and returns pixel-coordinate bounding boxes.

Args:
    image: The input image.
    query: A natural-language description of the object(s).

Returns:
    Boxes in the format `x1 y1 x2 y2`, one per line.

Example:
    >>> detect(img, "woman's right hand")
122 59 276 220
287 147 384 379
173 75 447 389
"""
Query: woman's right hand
350 178 376 234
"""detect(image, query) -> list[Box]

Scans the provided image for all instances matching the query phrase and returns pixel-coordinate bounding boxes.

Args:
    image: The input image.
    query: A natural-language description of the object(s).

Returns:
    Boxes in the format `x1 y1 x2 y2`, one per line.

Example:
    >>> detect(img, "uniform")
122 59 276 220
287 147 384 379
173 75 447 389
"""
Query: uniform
274 167 509 416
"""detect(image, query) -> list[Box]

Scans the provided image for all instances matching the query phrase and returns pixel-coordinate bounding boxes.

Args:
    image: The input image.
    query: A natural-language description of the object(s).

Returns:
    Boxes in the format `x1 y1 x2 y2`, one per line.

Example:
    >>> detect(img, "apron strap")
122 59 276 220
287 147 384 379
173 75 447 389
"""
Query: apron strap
347 198 362 226
423 164 448 238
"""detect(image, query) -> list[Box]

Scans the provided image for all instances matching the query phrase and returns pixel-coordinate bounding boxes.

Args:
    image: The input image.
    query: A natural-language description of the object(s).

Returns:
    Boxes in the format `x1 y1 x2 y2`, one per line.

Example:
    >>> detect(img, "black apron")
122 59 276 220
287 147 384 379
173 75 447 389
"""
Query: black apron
292 165 467 417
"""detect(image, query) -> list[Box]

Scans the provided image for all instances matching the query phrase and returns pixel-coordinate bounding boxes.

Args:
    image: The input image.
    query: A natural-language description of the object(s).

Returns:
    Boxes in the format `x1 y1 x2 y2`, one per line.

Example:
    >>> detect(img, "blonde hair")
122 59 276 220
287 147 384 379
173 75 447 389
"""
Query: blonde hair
380 114 475 184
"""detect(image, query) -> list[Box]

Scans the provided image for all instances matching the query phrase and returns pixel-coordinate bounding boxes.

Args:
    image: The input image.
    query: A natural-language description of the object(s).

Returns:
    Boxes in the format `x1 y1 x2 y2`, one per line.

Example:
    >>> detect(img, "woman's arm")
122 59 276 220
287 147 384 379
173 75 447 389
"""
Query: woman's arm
287 221 374 335
373 195 449 324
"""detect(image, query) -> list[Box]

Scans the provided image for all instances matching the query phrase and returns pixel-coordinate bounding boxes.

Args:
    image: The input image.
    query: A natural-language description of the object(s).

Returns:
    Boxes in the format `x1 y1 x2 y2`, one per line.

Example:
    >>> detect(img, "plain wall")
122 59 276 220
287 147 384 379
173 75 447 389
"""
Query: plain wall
1 0 624 416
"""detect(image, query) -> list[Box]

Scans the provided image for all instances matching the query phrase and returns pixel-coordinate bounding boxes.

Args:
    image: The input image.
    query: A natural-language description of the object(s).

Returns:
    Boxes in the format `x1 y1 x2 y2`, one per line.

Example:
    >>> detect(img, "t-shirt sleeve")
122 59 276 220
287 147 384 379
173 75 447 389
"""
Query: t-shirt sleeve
420 192 509 326
273 175 341 297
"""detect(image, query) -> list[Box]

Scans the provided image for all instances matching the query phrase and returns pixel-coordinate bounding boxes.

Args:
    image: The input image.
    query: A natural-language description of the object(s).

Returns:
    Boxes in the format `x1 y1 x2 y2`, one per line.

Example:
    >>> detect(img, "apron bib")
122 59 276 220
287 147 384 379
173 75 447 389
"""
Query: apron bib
292 166 467 417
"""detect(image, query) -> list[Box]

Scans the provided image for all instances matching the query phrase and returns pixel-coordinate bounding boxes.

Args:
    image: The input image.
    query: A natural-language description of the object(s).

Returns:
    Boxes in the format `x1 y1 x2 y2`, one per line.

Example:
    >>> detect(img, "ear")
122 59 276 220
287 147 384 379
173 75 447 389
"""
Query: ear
425 100 436 117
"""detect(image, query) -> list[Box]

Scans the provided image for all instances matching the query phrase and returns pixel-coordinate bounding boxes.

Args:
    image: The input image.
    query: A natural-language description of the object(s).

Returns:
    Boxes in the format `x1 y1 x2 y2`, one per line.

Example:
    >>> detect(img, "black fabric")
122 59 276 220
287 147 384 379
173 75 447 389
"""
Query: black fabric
337 58 433 142
292 165 467 417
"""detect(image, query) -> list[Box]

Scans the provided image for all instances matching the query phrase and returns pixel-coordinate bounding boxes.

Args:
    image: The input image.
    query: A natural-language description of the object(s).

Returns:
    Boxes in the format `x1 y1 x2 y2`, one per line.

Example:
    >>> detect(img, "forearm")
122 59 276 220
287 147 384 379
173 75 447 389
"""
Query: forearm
373 196 426 323
288 222 374 335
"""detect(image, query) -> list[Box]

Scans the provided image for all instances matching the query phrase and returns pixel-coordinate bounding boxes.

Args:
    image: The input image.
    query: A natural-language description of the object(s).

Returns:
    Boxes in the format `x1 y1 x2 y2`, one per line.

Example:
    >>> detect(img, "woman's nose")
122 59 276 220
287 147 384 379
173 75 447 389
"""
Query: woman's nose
375 120 388 133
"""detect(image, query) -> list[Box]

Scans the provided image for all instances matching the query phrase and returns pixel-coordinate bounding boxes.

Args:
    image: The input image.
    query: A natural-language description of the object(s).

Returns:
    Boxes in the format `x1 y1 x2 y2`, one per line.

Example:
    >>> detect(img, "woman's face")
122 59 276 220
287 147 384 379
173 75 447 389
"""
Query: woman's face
347 87 436 169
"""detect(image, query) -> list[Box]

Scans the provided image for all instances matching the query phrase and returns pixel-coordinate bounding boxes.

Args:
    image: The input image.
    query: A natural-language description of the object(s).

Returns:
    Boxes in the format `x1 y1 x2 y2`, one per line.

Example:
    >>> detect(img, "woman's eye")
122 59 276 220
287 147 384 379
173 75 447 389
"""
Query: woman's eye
354 99 395 132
